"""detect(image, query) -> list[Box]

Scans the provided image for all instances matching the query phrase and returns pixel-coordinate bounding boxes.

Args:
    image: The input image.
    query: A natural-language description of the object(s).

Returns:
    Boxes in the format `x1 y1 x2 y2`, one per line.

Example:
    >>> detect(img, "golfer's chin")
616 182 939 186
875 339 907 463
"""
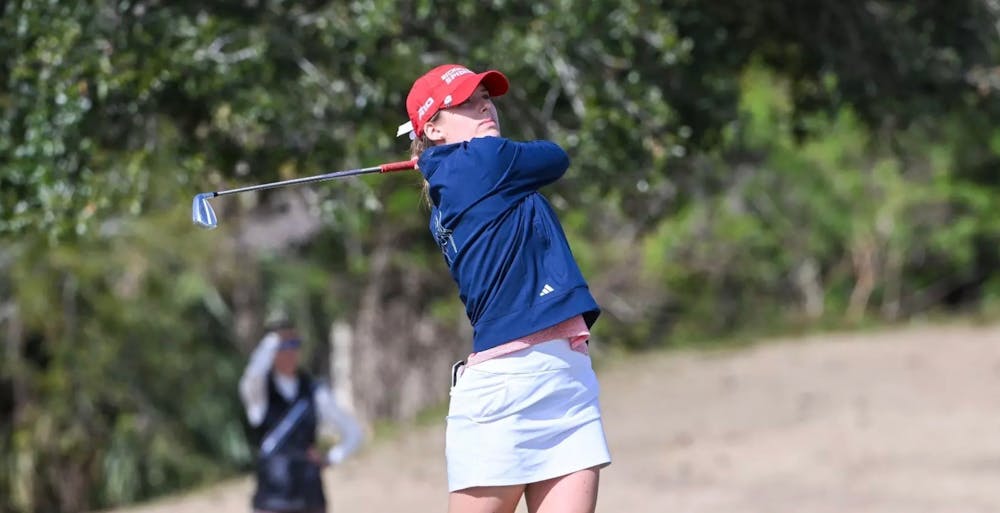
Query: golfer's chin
477 126 501 138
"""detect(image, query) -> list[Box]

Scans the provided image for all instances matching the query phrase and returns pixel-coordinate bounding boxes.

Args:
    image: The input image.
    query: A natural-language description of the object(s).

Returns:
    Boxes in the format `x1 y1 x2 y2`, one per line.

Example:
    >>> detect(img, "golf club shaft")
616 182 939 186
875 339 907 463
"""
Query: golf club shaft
208 160 415 198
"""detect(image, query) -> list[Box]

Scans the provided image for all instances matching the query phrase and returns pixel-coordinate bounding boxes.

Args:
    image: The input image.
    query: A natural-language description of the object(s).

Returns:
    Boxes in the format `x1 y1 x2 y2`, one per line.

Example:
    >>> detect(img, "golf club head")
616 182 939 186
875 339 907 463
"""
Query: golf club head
192 193 218 229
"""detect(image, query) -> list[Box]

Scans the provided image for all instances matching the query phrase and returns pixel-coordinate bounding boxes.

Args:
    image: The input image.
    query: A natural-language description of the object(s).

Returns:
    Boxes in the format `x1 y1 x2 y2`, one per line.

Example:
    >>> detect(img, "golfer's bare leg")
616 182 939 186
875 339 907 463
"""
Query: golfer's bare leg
449 484 525 513
524 467 600 513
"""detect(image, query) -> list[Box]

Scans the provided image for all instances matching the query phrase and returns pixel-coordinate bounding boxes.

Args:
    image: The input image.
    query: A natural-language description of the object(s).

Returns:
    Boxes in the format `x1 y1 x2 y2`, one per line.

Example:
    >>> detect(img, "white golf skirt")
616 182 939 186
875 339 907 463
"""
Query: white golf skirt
445 338 612 492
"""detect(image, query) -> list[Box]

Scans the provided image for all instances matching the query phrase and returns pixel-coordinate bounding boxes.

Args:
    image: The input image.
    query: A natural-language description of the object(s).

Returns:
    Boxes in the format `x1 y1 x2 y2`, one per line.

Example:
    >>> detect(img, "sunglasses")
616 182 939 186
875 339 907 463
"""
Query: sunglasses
278 338 302 351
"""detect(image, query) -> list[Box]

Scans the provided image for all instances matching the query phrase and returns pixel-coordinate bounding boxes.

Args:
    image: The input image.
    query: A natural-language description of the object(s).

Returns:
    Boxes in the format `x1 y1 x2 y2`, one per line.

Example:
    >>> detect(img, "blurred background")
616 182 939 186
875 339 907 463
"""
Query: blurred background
2 1 1000 512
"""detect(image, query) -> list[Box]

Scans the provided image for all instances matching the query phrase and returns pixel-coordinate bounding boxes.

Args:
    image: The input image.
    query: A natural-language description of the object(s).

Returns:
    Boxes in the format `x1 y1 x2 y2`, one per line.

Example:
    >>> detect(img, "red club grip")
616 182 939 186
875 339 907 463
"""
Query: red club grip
379 160 417 173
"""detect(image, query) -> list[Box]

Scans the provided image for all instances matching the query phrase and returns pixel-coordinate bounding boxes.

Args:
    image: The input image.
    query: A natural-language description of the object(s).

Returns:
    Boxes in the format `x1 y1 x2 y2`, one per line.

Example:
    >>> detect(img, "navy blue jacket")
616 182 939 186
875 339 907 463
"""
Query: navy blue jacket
419 136 600 353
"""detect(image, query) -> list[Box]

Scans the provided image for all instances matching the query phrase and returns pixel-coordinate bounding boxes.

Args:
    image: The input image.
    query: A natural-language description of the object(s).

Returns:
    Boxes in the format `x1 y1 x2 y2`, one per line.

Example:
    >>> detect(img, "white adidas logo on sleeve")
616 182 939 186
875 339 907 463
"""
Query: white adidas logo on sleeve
539 284 555 297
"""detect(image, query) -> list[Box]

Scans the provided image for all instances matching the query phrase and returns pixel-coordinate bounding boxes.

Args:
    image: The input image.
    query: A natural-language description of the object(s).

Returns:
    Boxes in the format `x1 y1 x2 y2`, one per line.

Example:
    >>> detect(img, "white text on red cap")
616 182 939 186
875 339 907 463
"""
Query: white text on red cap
417 97 435 120
440 67 473 84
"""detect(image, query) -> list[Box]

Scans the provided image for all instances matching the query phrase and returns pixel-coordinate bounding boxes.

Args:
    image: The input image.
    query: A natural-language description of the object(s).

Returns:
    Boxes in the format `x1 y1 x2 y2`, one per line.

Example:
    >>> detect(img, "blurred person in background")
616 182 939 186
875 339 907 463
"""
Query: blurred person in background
239 317 364 513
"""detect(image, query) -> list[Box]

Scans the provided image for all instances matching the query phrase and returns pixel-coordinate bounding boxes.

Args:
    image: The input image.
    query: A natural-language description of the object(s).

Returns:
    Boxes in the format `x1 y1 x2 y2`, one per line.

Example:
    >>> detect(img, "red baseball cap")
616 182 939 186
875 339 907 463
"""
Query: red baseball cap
397 64 509 139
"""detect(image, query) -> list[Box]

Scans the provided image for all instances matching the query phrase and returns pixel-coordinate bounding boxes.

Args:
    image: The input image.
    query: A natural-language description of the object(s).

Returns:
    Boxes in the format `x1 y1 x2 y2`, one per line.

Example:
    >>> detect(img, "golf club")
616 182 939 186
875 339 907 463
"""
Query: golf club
192 160 416 228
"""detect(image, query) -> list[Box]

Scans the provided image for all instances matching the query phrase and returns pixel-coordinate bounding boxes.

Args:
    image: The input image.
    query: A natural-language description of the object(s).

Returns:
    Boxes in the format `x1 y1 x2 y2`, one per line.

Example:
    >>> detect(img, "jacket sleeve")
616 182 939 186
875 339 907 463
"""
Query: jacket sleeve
486 138 570 194
313 386 364 465
238 332 280 427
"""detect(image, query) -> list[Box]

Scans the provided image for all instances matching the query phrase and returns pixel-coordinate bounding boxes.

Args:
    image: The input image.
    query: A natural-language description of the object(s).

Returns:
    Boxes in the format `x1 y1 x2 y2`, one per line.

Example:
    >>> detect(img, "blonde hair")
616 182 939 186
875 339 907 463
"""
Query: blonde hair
410 129 437 206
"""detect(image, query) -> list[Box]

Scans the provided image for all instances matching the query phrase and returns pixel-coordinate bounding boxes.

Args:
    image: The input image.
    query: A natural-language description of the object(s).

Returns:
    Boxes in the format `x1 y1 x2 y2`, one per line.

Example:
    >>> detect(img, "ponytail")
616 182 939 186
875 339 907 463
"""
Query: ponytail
410 133 436 207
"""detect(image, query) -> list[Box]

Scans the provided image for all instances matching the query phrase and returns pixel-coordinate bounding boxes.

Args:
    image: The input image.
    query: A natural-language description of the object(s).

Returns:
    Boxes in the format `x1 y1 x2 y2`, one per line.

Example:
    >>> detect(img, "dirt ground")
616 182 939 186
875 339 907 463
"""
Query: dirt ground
110 322 1000 513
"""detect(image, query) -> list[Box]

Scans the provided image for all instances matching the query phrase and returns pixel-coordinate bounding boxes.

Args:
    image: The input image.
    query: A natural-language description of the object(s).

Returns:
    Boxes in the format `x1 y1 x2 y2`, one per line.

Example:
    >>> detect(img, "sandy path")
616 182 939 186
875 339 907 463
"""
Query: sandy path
109 322 1000 513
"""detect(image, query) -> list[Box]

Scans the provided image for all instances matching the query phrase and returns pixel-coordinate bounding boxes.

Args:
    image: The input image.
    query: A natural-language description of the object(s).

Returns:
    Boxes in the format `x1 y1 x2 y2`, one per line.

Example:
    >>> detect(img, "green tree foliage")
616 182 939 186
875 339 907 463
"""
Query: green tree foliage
1 1 998 511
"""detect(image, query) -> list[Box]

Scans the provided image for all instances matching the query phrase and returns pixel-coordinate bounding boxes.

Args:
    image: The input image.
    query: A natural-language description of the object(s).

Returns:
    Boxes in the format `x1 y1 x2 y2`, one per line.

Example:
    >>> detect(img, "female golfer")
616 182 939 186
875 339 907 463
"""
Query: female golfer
397 64 611 513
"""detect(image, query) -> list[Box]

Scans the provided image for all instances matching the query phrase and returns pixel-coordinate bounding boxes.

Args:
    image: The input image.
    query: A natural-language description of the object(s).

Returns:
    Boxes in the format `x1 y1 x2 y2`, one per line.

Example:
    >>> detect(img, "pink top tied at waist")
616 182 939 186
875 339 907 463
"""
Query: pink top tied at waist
466 315 590 366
